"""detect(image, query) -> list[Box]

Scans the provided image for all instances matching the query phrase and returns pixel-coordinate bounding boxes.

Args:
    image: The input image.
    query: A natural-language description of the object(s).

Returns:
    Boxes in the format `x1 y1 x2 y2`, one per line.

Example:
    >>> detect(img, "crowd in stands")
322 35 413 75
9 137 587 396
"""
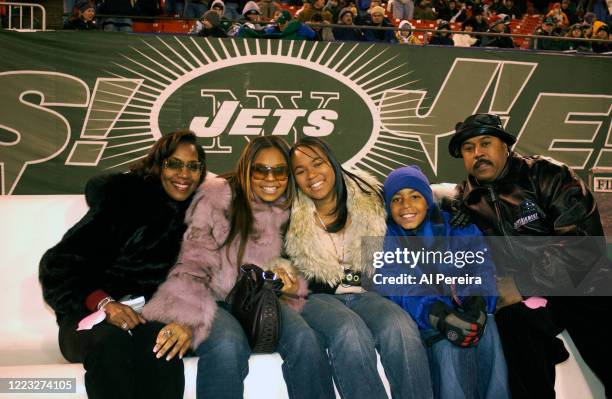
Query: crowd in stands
60 0 611 52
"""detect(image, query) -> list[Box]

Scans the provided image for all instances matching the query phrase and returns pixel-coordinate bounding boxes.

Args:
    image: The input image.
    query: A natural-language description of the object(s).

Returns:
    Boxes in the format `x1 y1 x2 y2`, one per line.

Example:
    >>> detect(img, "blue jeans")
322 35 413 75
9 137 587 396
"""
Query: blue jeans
422 315 509 399
301 292 433 399
195 302 335 399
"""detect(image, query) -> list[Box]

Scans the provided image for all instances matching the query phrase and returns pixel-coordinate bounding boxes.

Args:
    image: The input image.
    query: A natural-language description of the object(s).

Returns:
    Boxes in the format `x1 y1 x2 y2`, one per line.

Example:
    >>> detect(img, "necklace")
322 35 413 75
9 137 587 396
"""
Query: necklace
315 211 345 265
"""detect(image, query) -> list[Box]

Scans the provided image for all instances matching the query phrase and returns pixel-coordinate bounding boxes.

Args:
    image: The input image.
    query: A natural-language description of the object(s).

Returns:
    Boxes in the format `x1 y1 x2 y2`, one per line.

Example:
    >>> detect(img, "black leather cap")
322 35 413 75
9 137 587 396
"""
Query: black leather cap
448 113 517 158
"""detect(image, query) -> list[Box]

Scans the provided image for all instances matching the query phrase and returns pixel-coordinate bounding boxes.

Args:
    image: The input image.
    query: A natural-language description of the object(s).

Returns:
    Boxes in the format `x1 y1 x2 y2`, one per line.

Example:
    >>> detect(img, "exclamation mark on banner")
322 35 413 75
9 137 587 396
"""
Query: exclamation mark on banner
66 78 143 166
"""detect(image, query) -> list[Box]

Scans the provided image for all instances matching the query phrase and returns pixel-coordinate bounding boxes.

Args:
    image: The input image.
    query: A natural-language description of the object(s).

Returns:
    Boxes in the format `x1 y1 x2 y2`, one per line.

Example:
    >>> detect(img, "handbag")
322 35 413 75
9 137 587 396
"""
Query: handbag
226 264 282 353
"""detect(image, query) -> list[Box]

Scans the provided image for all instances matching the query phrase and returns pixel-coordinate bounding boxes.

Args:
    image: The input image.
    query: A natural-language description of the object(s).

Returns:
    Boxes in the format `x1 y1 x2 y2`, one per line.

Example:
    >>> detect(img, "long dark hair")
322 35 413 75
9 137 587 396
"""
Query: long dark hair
129 130 207 185
289 137 382 233
222 136 295 265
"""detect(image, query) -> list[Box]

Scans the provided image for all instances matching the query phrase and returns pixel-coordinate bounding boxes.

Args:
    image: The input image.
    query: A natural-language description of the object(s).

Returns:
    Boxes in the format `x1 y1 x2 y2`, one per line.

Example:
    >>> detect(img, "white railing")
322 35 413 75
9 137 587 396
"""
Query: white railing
0 2 46 31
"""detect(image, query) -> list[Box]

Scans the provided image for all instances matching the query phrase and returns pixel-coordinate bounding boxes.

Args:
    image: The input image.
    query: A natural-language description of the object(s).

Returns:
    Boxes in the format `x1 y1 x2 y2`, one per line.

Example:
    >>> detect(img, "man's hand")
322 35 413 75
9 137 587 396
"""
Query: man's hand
103 302 146 330
153 323 193 361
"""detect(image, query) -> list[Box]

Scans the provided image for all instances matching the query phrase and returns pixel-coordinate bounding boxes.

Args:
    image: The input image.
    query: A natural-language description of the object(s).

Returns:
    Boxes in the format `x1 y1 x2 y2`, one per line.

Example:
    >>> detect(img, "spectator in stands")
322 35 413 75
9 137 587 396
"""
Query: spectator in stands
396 20 424 43
309 12 335 39
429 19 455 44
547 2 570 27
64 0 97 30
284 137 434 399
449 0 469 23
295 0 313 20
210 0 235 33
241 1 264 29
483 0 501 17
560 0 578 24
381 166 510 399
387 0 415 22
496 0 522 19
298 0 334 22
592 23 612 52
195 9 229 36
184 0 208 19
258 0 279 20
363 6 398 42
453 18 480 45
333 7 365 40
96 0 134 31
264 9 317 38
482 18 515 47
324 0 342 22
468 8 488 31
144 136 336 399
436 0 455 21
533 16 564 50
39 130 206 399
414 0 437 19
563 22 593 50
164 0 185 16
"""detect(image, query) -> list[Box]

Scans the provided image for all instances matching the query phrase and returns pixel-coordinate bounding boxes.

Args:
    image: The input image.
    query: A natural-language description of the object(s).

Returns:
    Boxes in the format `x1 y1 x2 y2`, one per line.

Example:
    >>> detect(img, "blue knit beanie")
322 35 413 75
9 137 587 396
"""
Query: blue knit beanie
383 166 433 212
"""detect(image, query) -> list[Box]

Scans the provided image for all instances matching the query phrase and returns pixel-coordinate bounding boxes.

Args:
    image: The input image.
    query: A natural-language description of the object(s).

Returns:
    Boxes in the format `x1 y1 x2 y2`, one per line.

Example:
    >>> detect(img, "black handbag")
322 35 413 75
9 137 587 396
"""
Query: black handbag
226 264 282 353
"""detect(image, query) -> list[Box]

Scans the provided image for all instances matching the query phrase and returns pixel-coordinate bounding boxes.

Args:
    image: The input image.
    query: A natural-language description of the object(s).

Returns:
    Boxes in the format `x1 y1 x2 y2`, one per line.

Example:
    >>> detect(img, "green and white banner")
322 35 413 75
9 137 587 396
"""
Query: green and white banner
0 31 611 194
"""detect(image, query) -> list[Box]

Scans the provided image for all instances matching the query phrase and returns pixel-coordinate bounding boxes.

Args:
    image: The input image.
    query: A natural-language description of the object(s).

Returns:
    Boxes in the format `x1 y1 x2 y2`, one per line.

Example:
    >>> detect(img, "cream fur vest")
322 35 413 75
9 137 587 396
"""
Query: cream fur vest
285 169 387 287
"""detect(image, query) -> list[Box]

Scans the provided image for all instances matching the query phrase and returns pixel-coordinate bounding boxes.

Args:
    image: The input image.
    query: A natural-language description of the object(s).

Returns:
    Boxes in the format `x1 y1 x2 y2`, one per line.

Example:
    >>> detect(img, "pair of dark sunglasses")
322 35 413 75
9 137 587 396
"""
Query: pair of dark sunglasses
251 164 289 181
163 158 203 172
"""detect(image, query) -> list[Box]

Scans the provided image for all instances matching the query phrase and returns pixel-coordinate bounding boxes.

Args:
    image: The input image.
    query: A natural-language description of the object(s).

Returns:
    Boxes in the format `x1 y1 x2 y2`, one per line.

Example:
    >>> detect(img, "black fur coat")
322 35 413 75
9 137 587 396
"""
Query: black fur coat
39 173 191 322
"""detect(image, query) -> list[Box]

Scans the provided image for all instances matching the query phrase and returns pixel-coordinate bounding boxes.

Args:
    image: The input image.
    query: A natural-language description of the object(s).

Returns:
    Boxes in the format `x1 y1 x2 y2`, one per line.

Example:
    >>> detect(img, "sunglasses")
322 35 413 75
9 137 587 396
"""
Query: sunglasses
163 158 203 172
251 164 289 181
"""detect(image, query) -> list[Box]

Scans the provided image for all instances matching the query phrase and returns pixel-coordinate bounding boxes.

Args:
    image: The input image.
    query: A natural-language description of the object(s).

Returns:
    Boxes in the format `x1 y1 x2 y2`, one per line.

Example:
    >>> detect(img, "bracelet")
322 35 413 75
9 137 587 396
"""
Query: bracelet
96 296 115 311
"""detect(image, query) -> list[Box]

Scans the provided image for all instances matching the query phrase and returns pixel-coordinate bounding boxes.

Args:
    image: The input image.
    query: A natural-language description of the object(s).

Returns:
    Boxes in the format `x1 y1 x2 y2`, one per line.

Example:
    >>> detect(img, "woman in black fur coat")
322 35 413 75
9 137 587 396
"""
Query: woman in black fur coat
39 130 206 399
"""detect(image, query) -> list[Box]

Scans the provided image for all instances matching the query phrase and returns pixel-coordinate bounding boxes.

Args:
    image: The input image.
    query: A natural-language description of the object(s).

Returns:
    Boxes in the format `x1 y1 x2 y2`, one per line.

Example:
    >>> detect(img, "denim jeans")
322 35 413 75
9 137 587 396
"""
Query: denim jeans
422 315 509 399
195 302 335 399
301 292 433 399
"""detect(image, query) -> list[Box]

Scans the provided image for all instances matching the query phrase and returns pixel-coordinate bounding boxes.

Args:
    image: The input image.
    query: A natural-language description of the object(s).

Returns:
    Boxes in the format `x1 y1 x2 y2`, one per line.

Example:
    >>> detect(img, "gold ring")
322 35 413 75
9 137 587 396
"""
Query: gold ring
163 329 172 337
121 322 128 330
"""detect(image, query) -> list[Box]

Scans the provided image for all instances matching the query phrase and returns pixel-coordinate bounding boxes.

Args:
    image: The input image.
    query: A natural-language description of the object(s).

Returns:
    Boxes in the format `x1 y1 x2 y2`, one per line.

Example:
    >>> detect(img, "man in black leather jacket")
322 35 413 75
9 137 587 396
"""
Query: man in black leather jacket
447 113 611 398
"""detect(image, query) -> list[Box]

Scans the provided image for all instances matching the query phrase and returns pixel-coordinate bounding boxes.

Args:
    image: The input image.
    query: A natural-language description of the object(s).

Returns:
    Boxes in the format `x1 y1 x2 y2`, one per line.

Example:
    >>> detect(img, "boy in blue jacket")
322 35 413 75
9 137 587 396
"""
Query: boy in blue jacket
382 165 509 399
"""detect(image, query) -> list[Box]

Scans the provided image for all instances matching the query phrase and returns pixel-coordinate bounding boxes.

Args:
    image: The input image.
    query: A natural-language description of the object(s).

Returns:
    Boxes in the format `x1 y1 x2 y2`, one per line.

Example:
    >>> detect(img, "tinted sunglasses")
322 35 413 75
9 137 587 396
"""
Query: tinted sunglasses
251 164 289 181
163 158 203 172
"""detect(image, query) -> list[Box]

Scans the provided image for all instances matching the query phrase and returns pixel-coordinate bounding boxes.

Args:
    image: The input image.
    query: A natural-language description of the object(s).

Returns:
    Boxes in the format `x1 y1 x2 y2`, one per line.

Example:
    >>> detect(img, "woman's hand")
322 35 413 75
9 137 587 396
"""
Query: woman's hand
104 302 146 330
153 323 193 361
274 268 298 295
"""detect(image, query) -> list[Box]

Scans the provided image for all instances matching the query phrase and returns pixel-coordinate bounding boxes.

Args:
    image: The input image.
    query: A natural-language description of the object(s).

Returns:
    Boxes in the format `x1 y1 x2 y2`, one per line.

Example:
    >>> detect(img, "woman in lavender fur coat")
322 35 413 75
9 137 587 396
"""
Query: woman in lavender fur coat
142 136 335 399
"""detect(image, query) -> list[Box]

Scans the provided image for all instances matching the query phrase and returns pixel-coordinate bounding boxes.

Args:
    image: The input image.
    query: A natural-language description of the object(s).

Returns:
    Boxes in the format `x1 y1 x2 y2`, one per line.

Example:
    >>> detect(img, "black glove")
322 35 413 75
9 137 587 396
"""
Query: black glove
440 196 472 229
459 296 488 328
428 301 484 347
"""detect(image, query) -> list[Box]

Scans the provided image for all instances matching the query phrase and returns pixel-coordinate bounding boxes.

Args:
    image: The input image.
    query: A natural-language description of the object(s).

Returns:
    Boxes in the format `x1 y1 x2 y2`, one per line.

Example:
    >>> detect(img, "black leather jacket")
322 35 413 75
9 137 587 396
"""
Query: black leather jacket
456 152 609 295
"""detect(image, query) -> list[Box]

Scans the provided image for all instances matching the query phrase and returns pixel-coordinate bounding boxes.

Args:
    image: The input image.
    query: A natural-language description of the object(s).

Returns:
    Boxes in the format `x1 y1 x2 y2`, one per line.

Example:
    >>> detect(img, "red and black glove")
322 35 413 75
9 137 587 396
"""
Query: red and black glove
428 299 486 347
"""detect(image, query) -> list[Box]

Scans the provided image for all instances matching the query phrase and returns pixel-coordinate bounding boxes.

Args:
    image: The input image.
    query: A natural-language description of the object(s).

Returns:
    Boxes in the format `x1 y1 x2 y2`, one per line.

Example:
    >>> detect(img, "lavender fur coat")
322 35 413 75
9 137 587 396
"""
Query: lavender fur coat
142 176 289 348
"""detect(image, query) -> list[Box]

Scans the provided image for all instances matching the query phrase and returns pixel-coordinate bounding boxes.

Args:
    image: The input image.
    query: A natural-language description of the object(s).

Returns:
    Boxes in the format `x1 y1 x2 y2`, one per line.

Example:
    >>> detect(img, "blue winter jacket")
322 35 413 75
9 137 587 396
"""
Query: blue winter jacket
384 207 497 330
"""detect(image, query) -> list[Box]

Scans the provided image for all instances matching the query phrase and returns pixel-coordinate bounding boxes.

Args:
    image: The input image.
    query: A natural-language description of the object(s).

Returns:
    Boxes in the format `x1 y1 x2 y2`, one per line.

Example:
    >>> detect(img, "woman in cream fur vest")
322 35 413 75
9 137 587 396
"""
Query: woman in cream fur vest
282 137 434 399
